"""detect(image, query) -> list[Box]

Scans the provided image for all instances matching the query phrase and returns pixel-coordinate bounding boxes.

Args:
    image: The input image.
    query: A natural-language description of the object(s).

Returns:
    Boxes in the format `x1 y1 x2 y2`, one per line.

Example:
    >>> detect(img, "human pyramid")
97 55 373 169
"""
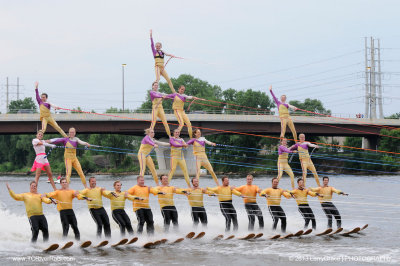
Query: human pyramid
6 30 349 244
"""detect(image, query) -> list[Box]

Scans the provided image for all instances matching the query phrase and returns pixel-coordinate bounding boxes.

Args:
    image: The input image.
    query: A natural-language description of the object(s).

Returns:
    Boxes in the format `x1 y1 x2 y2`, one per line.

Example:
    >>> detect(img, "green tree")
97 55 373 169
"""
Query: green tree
137 74 223 112
8 97 37 114
385 112 400 119
289 98 331 115
344 137 362 148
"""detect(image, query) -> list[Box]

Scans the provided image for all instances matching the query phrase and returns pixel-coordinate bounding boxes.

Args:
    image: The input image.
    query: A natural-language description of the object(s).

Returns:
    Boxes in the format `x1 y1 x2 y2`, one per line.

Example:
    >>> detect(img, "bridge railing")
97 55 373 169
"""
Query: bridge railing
5 108 357 118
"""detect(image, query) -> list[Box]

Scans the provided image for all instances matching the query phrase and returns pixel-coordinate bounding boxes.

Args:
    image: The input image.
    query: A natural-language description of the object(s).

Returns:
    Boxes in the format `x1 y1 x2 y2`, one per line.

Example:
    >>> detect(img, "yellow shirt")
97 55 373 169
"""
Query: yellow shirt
9 190 51 217
156 186 185 208
170 138 184 158
64 141 77 159
288 188 317 205
298 146 310 160
172 95 185 110
192 141 206 156
47 189 82 211
235 185 260 204
152 97 163 108
278 152 289 161
260 188 291 206
185 188 212 207
138 144 154 155
207 186 241 202
155 57 164 67
127 185 159 212
79 187 107 209
311 186 342 203
103 191 136 211
39 104 51 119
279 104 290 118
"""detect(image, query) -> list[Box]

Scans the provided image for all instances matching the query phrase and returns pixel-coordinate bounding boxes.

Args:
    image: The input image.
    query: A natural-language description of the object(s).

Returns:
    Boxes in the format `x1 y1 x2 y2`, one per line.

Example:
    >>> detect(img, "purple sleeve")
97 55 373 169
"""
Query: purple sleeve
186 139 195 145
165 93 176 100
35 88 42 105
270 89 280 106
150 36 156 56
142 135 155 146
290 144 299 151
51 138 67 145
280 145 292 153
170 138 184 148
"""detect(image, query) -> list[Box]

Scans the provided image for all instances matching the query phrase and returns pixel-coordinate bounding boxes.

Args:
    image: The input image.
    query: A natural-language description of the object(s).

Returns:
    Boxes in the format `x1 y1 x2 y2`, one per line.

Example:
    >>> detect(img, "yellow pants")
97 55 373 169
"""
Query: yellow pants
174 109 192 138
138 152 159 185
150 107 171 137
300 158 321 186
65 157 87 187
155 65 175 93
277 160 295 189
195 155 219 185
280 117 297 142
168 157 190 187
41 116 67 137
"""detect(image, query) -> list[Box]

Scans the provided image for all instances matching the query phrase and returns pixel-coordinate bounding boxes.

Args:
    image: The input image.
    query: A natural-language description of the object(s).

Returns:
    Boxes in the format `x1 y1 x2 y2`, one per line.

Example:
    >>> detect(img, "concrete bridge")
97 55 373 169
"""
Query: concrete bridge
1 112 399 137
2 112 399 176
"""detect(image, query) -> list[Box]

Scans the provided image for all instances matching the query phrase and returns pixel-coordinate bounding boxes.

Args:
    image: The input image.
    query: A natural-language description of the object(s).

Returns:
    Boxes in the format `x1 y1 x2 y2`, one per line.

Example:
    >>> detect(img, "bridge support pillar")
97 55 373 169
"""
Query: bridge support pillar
361 136 378 150
155 138 198 177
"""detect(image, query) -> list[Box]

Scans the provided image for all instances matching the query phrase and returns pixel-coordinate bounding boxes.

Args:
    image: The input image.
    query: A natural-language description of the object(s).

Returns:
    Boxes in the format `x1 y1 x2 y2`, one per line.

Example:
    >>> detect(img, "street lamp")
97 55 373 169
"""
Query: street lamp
122 64 127 111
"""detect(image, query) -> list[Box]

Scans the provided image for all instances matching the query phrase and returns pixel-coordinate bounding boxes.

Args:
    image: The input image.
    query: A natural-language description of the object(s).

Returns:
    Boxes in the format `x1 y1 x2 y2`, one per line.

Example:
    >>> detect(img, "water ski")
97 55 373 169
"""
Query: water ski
172 238 184 244
111 238 128 247
80 241 92 249
280 233 293 239
303 229 313 235
127 237 138 245
143 242 154 249
94 240 109 248
60 241 74 250
294 230 304 237
186 232 195 239
43 243 59 252
270 234 281 240
360 224 368 231
238 233 255 240
341 227 360 236
316 228 333 236
193 232 205 240
254 233 263 239
213 235 224 241
328 228 343 236
225 235 235 240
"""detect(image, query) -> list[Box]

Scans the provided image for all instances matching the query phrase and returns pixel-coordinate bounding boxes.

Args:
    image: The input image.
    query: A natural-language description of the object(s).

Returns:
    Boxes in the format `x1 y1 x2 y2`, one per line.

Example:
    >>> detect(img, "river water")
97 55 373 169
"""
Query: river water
0 174 398 265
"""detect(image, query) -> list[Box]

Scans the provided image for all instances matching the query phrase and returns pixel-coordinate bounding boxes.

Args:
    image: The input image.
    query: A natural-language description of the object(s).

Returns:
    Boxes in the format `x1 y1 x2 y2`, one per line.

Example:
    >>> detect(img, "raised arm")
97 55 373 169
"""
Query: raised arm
306 142 319 149
35 82 41 105
269 85 279 106
150 29 156 56
204 138 216 146
7 183 24 201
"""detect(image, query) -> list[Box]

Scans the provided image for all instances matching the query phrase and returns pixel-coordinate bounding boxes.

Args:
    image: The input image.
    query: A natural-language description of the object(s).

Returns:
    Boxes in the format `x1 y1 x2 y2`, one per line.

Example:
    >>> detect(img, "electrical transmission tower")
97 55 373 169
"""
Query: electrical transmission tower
364 37 383 119
0 77 21 113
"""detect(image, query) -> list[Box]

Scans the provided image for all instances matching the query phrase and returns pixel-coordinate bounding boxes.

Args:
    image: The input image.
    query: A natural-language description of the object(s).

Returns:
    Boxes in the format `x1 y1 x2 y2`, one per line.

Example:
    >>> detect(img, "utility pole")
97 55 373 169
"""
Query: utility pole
6 77 9 113
370 37 376 119
122 64 126 111
364 37 382 120
377 39 383 118
364 37 369 119
17 77 20 100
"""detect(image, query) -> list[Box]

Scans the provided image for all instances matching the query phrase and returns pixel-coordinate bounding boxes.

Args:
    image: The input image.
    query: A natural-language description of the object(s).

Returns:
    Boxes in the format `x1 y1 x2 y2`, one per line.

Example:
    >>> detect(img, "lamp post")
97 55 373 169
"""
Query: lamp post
122 64 127 111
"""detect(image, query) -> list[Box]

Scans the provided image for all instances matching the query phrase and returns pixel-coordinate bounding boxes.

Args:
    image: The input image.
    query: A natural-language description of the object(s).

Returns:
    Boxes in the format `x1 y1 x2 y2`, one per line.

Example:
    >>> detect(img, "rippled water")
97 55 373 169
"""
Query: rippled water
0 174 399 265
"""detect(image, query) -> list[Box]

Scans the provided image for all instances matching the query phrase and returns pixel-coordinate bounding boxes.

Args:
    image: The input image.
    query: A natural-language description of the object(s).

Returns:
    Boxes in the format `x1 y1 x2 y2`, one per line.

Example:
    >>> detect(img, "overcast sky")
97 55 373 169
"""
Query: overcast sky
0 0 399 117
